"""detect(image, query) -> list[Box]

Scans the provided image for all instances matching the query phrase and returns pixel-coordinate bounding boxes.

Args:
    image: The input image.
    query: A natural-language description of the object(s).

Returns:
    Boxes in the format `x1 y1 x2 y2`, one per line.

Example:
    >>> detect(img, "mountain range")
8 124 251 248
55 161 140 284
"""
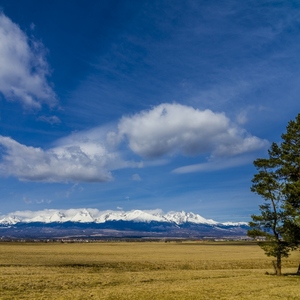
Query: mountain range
0 209 250 240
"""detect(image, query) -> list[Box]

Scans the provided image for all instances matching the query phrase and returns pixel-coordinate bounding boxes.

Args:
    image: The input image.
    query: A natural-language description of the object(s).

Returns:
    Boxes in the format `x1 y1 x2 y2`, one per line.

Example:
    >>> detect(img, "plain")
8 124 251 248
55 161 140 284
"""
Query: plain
0 241 299 299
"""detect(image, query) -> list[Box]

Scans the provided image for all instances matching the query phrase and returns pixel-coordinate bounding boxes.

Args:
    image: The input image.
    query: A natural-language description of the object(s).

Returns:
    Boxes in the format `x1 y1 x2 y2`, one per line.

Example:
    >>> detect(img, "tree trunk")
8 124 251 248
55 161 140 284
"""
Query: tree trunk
297 263 300 275
274 255 282 276
272 257 282 275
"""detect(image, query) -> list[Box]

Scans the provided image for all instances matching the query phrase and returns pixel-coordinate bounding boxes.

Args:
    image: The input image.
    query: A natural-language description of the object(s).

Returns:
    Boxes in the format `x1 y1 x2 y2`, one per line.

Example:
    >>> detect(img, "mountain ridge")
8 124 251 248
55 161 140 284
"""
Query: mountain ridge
0 208 248 226
0 209 250 239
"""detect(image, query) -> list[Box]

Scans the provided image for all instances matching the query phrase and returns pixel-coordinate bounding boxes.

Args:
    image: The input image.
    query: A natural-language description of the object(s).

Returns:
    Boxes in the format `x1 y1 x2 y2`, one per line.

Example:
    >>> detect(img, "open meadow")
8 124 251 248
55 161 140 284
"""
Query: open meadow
0 241 299 299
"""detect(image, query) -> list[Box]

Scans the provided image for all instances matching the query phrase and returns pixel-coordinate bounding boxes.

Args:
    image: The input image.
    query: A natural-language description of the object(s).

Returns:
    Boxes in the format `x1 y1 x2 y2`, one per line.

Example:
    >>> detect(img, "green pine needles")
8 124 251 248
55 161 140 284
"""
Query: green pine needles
248 114 300 275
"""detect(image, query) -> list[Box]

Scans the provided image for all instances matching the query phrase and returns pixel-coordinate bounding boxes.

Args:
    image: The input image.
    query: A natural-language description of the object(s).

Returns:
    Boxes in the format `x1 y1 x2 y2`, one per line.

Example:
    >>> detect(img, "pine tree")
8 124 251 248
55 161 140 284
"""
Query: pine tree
248 114 300 275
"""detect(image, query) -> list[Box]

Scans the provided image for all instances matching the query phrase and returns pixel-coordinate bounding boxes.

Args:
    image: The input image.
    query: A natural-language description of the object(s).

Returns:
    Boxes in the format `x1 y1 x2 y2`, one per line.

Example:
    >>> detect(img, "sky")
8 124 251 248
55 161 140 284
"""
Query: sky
0 0 300 222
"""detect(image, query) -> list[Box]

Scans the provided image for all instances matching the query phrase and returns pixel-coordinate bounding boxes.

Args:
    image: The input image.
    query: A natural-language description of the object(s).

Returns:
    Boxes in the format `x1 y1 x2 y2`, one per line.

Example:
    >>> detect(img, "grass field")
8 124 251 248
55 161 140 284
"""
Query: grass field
0 241 299 299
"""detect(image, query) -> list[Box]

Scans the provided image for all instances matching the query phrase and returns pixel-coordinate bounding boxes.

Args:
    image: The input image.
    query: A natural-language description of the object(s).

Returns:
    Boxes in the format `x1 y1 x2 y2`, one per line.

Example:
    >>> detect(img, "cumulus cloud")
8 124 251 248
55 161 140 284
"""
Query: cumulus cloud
0 12 57 108
111 103 268 159
0 135 115 182
0 103 269 181
0 123 144 182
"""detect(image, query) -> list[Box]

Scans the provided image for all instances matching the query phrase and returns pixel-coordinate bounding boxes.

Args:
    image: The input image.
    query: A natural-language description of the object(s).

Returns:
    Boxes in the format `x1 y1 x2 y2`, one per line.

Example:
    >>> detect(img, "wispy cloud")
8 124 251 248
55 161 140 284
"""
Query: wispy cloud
131 173 142 181
65 183 83 198
172 155 253 174
23 196 51 205
37 115 61 125
0 12 57 109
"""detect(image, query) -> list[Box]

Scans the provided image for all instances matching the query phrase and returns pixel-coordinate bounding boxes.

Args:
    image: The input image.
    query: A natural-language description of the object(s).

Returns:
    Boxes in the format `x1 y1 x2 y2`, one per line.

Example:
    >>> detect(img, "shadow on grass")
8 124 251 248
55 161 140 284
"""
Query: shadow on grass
56 262 168 272
283 273 300 277
264 271 300 277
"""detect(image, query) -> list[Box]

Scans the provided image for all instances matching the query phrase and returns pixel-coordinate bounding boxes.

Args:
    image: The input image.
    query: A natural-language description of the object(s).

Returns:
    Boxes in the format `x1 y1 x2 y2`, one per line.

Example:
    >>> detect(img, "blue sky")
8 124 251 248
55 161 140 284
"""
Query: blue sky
0 0 300 221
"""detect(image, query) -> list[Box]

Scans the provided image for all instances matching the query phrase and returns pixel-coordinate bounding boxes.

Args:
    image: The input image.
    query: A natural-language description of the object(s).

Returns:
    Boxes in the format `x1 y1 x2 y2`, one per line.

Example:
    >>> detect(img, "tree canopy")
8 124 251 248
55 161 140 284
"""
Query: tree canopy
248 114 300 275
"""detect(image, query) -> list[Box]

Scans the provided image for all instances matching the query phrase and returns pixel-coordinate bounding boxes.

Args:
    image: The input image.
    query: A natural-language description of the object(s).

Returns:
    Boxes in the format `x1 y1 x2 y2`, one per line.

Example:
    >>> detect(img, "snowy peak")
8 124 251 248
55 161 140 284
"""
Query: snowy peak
49 212 66 223
122 210 166 222
164 211 218 225
70 209 94 223
0 216 20 225
95 210 166 223
0 209 247 226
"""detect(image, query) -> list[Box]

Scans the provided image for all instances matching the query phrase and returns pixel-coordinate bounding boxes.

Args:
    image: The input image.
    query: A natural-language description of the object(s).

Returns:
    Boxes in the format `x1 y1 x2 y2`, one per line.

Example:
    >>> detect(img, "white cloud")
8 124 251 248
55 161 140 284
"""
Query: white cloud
0 12 57 108
0 123 144 182
0 135 114 182
0 103 269 182
112 103 268 158
55 126 140 171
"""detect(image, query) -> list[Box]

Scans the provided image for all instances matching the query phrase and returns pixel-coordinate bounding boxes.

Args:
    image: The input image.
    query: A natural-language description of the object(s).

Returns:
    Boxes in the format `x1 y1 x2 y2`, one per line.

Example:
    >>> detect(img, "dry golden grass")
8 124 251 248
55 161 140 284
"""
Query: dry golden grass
0 241 299 299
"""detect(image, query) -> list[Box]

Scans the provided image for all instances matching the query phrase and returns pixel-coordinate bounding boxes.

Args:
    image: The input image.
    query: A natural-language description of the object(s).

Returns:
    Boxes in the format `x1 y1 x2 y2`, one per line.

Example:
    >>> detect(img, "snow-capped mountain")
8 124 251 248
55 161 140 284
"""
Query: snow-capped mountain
0 208 247 226
164 211 218 225
0 209 249 239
